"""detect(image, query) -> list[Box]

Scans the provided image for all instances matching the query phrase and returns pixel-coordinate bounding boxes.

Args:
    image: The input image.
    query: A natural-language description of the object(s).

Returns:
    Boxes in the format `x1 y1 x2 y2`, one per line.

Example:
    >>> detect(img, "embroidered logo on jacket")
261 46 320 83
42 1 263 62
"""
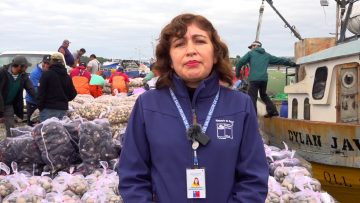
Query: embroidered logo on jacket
215 119 234 139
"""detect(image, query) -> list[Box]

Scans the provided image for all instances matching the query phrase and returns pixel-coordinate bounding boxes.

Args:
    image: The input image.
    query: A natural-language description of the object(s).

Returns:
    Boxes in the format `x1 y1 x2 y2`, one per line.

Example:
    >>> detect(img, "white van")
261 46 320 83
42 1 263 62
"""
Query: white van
0 51 70 73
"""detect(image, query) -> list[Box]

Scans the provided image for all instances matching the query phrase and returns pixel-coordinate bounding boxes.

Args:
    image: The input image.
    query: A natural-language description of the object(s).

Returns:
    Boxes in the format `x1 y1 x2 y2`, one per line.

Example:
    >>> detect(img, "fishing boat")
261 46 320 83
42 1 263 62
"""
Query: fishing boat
256 0 360 202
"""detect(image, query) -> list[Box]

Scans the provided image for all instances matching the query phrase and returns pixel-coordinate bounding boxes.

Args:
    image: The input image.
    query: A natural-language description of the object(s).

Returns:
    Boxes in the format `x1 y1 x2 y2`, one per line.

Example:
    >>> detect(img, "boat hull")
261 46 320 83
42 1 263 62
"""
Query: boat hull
311 162 360 202
259 117 360 202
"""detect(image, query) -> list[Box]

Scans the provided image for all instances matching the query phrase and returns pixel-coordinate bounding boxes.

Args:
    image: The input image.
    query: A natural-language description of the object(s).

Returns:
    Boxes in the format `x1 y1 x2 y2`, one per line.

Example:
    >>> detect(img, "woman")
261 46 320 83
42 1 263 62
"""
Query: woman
192 177 200 187
118 13 268 202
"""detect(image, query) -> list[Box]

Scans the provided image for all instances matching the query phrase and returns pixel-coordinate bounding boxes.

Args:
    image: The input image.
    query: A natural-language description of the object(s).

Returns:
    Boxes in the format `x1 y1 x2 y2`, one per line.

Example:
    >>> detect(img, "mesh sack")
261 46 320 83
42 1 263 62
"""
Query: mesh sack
33 118 77 173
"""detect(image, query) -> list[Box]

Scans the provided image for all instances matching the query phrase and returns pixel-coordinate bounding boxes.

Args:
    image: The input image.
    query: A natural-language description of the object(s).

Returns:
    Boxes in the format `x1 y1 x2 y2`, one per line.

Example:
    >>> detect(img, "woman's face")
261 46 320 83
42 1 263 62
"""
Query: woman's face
170 23 216 88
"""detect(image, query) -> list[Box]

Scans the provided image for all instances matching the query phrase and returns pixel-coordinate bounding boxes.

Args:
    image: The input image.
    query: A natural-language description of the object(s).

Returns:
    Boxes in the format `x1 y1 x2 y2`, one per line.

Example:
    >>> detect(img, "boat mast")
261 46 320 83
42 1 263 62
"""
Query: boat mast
335 2 340 40
338 0 353 42
264 0 303 40
336 0 359 42
255 0 265 41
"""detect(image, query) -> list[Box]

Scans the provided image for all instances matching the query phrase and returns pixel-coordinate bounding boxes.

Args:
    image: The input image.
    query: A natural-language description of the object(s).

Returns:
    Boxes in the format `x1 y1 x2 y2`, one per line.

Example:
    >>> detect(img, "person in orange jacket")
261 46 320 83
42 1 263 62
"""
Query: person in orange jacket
70 62 92 95
89 74 105 98
109 68 130 95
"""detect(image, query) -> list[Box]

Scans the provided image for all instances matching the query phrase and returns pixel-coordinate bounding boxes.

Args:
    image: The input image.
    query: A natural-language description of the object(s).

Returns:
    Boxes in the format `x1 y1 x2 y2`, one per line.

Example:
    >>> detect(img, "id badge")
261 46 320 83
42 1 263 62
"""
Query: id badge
186 168 206 199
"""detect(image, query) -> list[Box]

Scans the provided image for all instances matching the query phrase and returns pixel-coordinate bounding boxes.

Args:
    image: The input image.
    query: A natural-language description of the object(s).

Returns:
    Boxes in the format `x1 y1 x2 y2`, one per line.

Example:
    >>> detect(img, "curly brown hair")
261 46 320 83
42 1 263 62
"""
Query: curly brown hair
154 13 233 89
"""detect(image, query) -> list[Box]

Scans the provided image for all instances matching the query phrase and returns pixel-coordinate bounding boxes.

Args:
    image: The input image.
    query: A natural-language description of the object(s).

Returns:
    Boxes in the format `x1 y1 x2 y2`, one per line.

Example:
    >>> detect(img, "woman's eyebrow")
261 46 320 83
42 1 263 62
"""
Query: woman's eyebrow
172 37 184 43
192 34 206 37
191 34 208 39
171 34 207 43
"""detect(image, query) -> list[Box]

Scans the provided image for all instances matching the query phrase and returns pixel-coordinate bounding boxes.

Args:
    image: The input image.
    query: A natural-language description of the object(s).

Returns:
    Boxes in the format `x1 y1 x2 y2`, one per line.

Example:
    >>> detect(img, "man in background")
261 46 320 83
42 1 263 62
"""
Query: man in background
143 63 159 90
87 54 100 74
25 55 51 126
236 41 296 117
37 53 77 122
0 56 36 136
73 48 86 67
58 39 75 67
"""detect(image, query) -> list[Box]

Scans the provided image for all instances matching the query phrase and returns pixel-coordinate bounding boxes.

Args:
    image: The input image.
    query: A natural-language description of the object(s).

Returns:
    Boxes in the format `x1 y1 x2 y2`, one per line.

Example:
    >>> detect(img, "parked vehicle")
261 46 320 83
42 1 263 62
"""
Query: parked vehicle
121 60 142 78
0 51 70 73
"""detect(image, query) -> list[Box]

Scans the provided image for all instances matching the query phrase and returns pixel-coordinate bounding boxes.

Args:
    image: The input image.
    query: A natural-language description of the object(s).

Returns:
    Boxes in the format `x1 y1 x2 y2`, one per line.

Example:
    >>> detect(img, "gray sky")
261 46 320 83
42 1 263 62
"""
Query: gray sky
0 0 336 60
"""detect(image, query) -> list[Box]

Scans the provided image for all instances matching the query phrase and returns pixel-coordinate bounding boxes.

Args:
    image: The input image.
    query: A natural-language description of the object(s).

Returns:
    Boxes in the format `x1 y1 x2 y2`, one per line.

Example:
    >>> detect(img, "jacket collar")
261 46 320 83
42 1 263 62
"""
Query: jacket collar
171 71 220 101
38 63 44 71
6 65 23 77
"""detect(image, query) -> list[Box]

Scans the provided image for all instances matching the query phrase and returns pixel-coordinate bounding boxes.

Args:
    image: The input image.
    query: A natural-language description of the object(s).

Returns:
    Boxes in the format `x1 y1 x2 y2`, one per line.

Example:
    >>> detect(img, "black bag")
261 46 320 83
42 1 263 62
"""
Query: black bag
33 118 77 173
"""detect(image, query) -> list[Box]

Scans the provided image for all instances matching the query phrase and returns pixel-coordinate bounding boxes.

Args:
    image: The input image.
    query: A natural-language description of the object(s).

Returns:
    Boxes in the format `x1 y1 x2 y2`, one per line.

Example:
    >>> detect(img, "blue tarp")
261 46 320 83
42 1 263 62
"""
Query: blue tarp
102 63 118 69
126 70 140 78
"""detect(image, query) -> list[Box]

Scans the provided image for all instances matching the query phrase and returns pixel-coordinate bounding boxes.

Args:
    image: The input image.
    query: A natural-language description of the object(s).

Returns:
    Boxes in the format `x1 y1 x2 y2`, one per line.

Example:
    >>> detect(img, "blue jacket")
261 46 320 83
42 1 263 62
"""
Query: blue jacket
118 71 268 203
26 64 43 104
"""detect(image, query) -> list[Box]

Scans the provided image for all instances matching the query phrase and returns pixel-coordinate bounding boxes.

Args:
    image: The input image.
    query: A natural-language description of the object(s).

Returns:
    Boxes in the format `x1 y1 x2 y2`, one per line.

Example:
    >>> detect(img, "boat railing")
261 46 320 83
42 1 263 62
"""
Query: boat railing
285 65 298 85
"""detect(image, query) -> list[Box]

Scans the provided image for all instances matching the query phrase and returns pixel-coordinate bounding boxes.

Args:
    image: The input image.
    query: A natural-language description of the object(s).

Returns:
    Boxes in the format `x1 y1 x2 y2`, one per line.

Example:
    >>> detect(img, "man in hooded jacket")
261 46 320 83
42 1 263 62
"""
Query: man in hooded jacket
0 55 36 137
236 41 297 117
37 52 77 122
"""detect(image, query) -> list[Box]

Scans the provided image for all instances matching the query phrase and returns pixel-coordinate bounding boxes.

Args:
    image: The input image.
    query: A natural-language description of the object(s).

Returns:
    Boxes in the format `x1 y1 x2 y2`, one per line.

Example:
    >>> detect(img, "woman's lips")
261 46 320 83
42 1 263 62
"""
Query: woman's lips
186 60 200 67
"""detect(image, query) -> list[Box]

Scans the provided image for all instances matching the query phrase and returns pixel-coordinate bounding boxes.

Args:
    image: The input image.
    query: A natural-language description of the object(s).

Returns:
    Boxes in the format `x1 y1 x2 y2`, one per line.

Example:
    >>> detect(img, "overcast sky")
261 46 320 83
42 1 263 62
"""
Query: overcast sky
0 0 337 60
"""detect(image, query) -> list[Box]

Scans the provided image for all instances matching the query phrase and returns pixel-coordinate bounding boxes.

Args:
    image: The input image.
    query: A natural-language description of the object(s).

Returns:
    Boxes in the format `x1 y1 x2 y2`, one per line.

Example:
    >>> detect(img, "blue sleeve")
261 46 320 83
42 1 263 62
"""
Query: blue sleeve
37 72 48 110
117 96 154 203
235 52 251 77
229 96 269 202
30 69 40 91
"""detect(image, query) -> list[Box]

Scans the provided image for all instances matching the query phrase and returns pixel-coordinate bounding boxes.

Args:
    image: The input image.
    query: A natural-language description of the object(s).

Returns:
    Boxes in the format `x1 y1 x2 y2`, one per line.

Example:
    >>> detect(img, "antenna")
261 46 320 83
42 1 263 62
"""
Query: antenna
255 0 265 41
265 0 303 40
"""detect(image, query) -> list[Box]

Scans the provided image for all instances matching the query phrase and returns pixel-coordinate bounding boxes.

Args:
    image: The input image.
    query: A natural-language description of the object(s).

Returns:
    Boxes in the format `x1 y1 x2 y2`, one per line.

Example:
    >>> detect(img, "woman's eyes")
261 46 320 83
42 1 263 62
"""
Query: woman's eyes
174 41 185 47
173 39 207 47
195 39 207 44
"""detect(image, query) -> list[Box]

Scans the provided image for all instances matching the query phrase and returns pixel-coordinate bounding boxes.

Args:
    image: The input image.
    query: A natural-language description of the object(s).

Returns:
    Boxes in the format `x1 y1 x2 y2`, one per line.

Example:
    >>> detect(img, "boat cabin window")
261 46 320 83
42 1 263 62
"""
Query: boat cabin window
292 99 298 119
312 66 328 100
304 98 310 120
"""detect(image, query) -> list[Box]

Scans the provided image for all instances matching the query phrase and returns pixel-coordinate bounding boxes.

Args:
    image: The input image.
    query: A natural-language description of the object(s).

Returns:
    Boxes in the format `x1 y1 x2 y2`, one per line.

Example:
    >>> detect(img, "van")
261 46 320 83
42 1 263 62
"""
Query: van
0 51 70 73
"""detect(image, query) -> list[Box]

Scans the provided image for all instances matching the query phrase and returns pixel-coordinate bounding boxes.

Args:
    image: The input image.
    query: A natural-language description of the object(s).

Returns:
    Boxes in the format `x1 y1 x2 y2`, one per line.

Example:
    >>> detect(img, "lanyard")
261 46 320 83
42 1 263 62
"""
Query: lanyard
169 88 219 133
169 87 220 167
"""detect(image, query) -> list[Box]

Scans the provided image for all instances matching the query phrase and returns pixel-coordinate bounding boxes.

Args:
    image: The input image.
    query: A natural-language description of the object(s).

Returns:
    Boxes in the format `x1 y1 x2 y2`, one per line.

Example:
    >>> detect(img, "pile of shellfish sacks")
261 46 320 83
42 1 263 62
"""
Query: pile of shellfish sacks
0 161 121 203
265 142 336 203
0 93 143 202
0 94 336 202
103 77 145 95
68 94 138 137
